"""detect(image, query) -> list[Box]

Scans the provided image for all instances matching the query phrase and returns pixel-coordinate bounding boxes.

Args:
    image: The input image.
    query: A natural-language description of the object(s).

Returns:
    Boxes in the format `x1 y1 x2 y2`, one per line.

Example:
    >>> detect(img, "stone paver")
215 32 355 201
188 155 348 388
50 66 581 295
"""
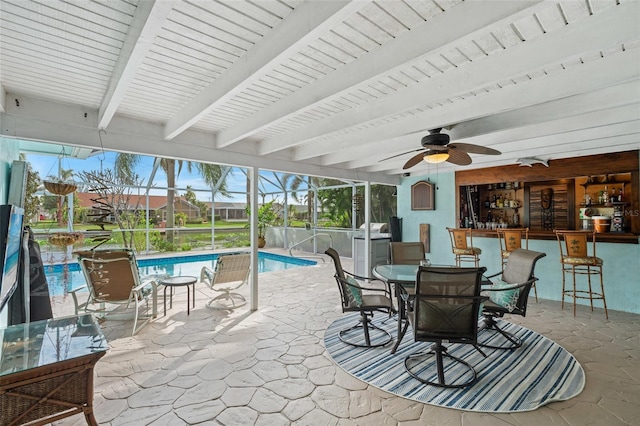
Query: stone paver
48 249 640 425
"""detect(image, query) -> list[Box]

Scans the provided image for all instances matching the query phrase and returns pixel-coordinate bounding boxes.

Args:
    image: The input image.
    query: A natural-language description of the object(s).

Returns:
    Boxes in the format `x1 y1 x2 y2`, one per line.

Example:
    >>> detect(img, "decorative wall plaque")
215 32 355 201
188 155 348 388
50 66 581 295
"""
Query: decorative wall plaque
411 181 434 210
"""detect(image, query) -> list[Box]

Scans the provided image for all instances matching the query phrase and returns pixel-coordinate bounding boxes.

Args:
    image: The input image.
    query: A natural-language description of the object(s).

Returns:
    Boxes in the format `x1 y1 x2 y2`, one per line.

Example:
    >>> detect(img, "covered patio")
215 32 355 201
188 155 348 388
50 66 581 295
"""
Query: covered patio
45 250 639 425
1 1 640 424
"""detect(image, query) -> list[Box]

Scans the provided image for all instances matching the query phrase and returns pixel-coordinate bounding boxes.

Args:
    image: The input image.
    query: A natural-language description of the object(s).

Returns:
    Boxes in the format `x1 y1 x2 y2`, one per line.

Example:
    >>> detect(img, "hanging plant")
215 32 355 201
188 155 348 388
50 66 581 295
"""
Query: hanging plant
48 232 84 247
44 180 77 196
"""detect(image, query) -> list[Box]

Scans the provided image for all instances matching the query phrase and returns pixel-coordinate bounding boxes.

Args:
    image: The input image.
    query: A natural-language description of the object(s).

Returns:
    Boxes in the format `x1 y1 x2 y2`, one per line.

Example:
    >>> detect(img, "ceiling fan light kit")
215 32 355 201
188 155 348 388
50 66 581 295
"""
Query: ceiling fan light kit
381 128 502 170
424 152 449 164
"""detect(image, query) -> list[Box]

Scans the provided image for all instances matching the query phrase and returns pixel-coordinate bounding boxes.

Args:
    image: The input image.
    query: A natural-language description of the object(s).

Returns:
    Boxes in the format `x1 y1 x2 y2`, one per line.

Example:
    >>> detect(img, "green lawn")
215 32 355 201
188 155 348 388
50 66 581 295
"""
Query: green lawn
30 220 249 231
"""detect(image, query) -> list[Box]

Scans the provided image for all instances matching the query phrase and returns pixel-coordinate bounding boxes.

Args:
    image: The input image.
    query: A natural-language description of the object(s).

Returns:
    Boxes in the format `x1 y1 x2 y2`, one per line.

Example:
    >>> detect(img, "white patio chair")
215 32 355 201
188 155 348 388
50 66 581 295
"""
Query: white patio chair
200 253 251 310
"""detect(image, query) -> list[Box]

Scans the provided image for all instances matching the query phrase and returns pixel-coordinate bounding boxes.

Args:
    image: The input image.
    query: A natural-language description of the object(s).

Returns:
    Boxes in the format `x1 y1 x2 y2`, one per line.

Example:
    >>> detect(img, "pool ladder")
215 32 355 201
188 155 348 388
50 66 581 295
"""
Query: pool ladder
289 233 333 262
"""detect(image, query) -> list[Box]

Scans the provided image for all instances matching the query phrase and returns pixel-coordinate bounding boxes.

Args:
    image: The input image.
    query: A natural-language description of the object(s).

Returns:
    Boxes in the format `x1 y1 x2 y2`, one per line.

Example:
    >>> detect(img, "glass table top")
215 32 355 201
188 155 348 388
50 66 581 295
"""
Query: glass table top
373 264 419 284
0 313 108 377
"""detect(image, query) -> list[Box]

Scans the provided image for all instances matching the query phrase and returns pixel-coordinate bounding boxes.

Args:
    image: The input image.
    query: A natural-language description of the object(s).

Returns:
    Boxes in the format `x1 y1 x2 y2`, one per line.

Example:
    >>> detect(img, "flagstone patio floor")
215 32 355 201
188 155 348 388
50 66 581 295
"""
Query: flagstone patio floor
49 250 640 425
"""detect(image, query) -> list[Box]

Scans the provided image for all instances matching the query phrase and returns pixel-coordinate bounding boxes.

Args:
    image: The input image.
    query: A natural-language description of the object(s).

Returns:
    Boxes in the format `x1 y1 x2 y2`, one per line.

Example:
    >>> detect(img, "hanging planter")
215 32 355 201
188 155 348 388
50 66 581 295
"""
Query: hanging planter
48 232 84 247
44 180 77 196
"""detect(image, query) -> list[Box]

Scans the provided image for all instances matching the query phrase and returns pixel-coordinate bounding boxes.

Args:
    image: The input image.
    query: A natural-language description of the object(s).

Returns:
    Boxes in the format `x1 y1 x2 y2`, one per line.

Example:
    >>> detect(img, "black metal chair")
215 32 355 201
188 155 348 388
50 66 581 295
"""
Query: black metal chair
404 266 487 388
390 242 425 265
481 249 547 349
325 248 394 348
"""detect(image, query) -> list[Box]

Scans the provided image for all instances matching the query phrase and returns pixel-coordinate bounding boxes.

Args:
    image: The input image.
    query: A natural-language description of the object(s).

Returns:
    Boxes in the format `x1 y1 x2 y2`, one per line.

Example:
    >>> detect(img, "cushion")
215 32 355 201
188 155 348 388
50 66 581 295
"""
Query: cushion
562 256 603 266
345 276 363 307
486 278 519 312
453 247 482 255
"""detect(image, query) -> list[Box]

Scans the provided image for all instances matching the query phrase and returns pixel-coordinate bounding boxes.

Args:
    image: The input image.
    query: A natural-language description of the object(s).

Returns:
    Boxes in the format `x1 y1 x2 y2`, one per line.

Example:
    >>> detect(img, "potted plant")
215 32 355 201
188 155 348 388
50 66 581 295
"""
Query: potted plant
247 200 278 248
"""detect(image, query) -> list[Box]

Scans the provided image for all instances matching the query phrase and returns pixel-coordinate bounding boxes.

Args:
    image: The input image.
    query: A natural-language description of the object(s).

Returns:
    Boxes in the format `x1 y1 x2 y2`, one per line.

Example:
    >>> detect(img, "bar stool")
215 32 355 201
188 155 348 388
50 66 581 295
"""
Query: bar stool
555 230 608 319
497 228 536 301
447 228 481 267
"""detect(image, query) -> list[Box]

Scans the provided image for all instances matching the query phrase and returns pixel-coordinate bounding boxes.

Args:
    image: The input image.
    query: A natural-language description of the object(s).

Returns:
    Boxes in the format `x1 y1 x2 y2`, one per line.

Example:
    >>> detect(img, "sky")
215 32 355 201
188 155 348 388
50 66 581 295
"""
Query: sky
26 151 287 203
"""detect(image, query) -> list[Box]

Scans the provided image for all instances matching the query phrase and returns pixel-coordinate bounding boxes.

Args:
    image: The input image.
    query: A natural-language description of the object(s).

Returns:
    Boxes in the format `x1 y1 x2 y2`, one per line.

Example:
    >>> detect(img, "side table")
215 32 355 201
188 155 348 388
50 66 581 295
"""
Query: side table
161 276 197 316
0 314 108 426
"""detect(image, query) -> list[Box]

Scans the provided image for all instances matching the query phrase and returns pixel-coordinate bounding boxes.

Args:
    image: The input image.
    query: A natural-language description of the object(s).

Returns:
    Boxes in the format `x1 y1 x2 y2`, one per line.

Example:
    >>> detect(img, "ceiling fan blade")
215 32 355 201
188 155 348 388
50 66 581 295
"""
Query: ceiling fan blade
403 152 427 169
449 142 501 155
379 148 423 162
446 149 472 165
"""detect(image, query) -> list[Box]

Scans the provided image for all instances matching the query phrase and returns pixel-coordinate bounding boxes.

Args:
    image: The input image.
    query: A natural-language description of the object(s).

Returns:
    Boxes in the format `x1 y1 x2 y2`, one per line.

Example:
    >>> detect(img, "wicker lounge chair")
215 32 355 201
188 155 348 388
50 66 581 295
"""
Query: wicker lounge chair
200 252 251 310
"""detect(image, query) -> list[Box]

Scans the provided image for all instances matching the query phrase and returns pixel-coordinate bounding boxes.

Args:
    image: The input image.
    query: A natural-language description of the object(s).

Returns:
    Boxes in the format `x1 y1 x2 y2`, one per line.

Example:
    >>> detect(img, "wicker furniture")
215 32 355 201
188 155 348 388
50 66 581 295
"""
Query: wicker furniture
0 314 107 426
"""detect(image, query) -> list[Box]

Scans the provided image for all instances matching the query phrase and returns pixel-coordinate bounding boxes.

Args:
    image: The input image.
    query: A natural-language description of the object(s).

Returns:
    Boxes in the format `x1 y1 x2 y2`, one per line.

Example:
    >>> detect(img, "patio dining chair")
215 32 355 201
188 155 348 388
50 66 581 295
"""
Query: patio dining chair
497 228 536 301
404 266 487 388
200 252 251 310
480 249 546 349
390 242 425 265
72 249 159 336
325 248 394 348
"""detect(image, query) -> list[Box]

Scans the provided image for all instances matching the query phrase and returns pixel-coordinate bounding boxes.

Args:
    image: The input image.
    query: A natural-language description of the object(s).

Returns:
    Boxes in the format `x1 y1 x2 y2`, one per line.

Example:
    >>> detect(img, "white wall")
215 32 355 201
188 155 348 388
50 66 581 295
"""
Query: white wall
397 170 640 315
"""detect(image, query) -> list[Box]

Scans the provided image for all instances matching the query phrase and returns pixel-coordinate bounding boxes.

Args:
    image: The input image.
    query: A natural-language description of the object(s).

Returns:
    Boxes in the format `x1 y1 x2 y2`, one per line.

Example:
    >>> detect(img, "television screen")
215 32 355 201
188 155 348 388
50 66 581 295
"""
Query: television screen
0 205 25 312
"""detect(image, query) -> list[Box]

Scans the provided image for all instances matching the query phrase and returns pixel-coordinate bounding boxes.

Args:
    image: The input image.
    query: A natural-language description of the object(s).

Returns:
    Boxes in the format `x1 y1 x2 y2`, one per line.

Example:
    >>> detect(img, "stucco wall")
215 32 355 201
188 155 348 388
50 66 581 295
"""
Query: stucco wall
397 170 640 315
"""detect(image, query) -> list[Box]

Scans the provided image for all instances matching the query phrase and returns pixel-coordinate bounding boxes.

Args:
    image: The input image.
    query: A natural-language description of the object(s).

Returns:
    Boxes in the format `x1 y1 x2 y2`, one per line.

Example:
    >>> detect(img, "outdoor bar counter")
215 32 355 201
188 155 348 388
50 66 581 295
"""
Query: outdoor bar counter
469 229 639 244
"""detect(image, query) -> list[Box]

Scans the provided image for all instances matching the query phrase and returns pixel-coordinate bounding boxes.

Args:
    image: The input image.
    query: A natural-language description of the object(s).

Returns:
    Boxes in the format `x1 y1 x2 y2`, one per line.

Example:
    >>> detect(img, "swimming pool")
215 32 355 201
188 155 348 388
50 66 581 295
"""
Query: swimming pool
45 251 317 297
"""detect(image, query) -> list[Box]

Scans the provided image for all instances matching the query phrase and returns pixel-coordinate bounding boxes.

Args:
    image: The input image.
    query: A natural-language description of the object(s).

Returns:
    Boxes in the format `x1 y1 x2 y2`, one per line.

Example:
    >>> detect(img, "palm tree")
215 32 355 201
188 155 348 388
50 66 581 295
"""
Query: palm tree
115 155 230 243
281 174 324 223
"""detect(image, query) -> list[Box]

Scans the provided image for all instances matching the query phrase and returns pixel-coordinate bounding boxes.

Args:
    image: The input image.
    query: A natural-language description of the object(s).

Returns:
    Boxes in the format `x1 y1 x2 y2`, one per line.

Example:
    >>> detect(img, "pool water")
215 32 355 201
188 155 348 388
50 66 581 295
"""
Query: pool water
45 251 316 297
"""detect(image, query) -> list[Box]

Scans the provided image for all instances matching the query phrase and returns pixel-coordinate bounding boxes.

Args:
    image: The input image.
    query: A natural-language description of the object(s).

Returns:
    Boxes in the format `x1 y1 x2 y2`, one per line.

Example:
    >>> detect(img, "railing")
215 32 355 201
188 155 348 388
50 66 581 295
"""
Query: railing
289 233 333 262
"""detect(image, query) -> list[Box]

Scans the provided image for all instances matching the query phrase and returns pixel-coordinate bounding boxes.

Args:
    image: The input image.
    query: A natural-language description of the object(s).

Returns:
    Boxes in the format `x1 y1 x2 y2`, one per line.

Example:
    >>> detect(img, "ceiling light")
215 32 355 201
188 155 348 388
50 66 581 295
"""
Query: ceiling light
424 152 449 164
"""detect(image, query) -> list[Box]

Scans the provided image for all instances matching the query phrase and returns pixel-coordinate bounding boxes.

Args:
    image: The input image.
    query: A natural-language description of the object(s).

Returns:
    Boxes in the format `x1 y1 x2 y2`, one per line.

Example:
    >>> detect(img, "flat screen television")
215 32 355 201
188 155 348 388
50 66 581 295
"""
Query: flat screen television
0 205 25 312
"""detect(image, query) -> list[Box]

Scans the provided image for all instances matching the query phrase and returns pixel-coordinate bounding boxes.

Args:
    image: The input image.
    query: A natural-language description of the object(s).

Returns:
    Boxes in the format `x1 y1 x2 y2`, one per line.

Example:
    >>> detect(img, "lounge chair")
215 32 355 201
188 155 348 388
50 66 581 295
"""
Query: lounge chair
200 253 251 310
72 249 159 335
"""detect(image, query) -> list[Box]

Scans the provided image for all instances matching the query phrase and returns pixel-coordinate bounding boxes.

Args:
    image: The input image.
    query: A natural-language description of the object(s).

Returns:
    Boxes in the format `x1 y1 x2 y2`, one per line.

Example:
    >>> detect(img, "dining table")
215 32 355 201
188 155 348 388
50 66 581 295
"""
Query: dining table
372 264 420 353
372 263 490 354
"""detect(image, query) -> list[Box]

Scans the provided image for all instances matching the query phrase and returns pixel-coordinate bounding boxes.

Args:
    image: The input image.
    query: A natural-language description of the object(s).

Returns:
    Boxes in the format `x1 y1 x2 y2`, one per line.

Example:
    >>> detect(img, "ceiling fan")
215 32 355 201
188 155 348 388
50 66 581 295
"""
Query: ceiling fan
382 128 501 170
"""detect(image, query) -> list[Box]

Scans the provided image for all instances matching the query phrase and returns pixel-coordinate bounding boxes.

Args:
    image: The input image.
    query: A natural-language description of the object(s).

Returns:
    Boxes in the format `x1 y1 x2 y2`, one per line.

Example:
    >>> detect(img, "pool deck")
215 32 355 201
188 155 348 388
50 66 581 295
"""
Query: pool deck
47 248 640 425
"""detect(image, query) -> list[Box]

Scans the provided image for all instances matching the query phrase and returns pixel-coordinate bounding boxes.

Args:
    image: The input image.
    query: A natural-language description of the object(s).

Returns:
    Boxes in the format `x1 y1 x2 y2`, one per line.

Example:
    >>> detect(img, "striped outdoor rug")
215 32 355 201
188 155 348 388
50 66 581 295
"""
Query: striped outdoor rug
324 313 585 412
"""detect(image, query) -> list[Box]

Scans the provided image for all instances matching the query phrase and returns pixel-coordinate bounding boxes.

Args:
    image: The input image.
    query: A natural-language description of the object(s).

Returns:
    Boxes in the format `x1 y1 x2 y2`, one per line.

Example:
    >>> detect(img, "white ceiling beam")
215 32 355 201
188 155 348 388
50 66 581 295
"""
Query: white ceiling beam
456 102 640 152
0 94 397 185
263 1 640 157
163 0 369 141
216 0 546 148
325 71 640 167
98 0 174 129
